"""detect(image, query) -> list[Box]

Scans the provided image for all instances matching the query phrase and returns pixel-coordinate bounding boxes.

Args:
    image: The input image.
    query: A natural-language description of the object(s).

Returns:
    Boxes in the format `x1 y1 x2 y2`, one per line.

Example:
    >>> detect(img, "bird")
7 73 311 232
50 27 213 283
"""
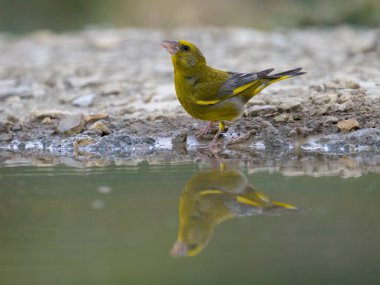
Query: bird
161 40 306 148
170 167 298 257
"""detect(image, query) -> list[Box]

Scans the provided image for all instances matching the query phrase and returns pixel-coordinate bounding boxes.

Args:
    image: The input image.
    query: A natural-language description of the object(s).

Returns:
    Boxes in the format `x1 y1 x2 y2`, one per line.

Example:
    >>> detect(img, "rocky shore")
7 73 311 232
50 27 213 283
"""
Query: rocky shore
0 26 379 166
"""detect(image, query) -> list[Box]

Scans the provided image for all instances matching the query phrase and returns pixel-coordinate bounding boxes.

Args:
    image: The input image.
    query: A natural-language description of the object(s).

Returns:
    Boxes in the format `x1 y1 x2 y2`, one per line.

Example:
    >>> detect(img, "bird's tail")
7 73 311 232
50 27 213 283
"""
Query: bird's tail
265 67 306 83
252 68 305 96
271 200 298 211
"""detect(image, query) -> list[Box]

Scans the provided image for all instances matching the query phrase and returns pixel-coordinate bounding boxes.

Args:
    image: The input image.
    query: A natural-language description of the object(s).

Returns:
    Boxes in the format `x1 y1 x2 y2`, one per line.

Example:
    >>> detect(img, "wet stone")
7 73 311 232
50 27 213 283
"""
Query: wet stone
171 130 187 144
0 133 14 142
88 120 111 135
73 136 97 148
57 113 85 136
11 124 22 131
141 137 156 145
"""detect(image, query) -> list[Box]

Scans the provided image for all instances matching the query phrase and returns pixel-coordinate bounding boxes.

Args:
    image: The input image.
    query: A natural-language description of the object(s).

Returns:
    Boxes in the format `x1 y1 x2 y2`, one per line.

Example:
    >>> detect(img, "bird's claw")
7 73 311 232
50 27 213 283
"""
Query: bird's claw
196 122 214 138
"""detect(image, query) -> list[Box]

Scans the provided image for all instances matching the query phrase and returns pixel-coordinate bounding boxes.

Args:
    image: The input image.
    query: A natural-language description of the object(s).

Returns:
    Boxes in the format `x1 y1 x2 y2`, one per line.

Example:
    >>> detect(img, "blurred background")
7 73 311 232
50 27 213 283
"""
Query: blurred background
0 0 379 33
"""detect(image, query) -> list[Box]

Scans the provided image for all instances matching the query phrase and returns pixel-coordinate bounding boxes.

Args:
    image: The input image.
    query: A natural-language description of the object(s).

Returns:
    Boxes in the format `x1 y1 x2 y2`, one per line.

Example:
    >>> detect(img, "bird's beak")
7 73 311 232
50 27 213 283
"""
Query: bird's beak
170 241 188 257
161 40 180 55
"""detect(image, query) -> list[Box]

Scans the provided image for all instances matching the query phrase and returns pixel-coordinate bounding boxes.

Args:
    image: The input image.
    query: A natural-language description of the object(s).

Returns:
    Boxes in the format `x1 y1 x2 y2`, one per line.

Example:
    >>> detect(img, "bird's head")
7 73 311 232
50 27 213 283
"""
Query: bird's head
161 40 206 70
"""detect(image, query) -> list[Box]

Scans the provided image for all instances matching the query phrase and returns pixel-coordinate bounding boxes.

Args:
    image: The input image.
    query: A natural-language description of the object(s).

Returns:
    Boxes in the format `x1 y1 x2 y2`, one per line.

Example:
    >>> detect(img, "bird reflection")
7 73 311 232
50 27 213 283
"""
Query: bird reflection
170 167 297 257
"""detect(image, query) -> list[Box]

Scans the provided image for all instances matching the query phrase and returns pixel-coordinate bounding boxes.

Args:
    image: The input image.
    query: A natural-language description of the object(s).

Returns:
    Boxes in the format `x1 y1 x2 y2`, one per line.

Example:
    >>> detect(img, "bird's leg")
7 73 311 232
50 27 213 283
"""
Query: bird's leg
208 121 225 149
196 121 214 138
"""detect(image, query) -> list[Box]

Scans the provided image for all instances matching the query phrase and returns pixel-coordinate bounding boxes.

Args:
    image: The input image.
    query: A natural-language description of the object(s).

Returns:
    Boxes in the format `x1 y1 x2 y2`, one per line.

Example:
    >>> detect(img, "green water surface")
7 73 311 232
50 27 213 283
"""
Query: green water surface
0 161 379 285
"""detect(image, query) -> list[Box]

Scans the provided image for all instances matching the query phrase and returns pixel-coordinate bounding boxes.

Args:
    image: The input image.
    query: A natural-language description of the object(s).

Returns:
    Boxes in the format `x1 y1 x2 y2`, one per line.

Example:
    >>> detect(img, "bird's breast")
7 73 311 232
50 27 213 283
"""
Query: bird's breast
174 73 244 121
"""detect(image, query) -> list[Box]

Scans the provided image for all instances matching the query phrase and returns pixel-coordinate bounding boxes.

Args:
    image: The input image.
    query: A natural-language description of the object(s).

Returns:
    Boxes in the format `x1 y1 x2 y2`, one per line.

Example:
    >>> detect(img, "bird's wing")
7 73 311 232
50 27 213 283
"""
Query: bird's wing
219 69 274 96
195 68 274 106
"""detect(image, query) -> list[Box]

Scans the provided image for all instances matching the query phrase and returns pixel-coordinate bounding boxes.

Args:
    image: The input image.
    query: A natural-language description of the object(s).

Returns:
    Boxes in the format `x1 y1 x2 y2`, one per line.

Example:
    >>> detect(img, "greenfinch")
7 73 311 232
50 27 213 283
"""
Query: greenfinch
162 40 306 148
170 167 297 257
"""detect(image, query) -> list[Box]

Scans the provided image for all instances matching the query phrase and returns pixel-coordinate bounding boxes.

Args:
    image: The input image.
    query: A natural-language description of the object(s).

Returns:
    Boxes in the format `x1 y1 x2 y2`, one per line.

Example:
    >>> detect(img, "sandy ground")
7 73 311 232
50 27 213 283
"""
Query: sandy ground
0 26 379 167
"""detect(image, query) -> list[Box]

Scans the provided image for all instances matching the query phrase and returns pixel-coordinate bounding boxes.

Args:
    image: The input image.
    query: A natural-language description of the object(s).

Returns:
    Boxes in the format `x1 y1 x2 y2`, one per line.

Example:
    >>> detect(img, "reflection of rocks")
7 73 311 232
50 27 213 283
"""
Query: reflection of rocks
170 168 297 257
302 129 379 154
171 130 187 145
0 148 379 177
248 155 380 178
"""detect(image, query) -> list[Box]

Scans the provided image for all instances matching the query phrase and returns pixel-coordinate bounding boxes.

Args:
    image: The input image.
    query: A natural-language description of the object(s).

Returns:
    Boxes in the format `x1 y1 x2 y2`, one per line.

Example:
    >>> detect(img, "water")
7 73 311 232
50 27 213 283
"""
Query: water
0 159 379 285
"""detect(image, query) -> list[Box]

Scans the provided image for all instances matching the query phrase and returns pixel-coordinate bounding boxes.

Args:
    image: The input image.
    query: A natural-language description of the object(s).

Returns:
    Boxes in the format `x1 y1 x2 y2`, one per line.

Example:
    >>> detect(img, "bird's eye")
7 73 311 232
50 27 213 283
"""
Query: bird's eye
182 45 190 51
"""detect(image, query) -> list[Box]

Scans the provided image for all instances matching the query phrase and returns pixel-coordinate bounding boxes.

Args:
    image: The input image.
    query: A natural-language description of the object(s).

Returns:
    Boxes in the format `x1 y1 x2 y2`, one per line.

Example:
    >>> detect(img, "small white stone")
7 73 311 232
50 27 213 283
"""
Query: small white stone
72 93 96 107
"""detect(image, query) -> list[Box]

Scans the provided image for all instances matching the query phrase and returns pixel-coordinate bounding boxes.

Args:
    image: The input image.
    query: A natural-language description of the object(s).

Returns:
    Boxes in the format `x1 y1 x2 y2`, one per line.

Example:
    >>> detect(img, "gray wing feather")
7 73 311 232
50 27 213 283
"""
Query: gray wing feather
218 68 274 97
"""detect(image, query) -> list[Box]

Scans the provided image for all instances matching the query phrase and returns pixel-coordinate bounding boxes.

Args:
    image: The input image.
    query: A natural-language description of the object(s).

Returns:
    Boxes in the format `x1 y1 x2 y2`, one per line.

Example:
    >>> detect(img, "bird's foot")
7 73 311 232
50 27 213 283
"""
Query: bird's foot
208 142 223 153
196 121 214 138
207 129 224 151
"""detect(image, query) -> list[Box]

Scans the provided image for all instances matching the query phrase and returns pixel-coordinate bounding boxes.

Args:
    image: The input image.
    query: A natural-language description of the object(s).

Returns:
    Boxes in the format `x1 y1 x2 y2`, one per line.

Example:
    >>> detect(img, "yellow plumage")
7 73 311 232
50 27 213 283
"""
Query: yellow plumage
170 168 298 257
162 40 306 148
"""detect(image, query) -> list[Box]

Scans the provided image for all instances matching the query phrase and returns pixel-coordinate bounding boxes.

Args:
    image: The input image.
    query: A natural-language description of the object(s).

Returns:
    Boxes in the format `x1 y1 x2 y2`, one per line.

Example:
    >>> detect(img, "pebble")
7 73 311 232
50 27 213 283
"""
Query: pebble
101 83 123 95
41 117 53 124
327 93 338 104
72 93 96 107
171 130 187 144
57 113 85 136
0 86 34 100
325 116 339 124
337 118 360 132
274 113 292 122
249 105 277 116
335 100 354 112
11 124 22 131
344 80 360 89
317 105 329 115
312 94 331 104
0 133 13 142
323 82 341 90
31 110 72 120
73 136 96 147
278 99 302 111
84 113 109 123
142 92 153 103
67 76 103 88
338 92 352 103
7 115 19 123
88 120 111 135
